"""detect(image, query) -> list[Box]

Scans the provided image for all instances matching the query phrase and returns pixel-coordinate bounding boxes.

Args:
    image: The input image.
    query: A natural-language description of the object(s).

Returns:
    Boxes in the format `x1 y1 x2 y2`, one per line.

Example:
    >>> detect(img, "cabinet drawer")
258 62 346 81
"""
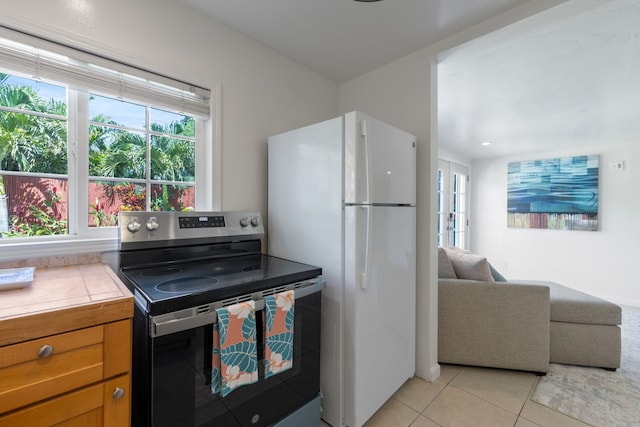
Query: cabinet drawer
0 320 131 414
0 373 130 427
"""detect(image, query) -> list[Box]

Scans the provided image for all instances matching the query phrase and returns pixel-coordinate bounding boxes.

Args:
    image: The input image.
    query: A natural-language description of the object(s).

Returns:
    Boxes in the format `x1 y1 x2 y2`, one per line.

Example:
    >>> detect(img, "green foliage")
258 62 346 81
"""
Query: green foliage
1 188 67 237
150 135 195 182
112 183 146 211
89 197 118 227
0 78 67 174
151 185 173 211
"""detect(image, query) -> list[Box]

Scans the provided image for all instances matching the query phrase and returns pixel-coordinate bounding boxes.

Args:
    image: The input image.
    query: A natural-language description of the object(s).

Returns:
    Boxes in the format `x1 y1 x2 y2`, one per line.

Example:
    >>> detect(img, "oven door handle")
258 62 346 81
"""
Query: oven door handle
150 277 325 337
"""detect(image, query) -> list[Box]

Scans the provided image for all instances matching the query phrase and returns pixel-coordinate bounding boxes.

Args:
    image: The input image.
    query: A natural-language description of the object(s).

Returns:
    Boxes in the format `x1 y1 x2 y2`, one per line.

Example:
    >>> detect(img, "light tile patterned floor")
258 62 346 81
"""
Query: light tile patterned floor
321 364 593 427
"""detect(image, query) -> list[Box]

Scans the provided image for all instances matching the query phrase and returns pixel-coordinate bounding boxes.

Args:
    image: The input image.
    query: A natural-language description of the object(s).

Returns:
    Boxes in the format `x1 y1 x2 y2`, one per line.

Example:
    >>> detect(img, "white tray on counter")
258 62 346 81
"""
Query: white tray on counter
0 267 36 291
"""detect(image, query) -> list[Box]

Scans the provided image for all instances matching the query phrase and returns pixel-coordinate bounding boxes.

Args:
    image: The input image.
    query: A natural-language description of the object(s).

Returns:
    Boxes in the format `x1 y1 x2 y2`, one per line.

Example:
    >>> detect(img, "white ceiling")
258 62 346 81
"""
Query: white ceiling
438 0 640 159
180 0 532 84
178 0 639 161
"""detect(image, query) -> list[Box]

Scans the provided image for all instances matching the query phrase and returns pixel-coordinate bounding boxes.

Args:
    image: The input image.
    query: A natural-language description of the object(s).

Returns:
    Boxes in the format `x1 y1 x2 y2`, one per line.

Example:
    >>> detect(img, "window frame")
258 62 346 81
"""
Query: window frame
0 33 220 261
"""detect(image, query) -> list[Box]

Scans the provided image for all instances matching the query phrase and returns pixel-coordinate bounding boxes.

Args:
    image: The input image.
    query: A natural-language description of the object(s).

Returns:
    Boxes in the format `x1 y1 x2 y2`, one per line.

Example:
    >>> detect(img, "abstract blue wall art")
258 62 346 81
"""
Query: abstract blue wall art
507 155 599 231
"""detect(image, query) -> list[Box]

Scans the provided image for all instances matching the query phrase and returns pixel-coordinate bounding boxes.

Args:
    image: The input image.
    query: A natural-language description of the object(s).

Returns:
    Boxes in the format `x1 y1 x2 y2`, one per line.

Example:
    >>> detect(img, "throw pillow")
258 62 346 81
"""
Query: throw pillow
445 246 470 254
489 263 507 282
438 247 457 278
444 248 494 281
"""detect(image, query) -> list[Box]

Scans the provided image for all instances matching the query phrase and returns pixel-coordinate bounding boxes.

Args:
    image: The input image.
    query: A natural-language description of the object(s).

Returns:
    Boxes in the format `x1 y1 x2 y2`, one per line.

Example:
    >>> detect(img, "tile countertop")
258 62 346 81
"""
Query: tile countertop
0 262 134 347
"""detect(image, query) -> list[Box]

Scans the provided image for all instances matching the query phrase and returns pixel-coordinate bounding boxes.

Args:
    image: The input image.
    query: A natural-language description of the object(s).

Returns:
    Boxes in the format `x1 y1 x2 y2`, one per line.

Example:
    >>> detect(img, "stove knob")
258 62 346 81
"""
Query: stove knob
146 217 159 231
239 217 249 227
250 217 260 227
127 218 142 233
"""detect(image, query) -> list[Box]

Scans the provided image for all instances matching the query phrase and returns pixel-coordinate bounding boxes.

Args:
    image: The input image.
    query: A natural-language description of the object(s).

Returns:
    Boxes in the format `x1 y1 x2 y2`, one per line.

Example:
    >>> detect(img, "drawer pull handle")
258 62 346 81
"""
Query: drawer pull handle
113 387 125 400
37 344 54 359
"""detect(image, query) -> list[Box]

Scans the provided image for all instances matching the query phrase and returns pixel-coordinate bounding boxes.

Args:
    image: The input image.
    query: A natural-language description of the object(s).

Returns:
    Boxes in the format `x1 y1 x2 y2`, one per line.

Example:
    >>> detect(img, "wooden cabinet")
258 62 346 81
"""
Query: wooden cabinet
0 264 133 427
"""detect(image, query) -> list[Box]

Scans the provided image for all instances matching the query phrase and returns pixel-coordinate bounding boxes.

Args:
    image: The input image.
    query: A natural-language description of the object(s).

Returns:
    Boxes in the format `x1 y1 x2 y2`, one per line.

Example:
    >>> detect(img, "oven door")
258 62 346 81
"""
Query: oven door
133 285 323 427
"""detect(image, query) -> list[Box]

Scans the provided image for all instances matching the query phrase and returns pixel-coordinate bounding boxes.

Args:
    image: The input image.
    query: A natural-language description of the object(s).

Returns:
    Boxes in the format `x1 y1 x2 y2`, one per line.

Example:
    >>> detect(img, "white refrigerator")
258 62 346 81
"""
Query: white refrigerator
268 111 416 427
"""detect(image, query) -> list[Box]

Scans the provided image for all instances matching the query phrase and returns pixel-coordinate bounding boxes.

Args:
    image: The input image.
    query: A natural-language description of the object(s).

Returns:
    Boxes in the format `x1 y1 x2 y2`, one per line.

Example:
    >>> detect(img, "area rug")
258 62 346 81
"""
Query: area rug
531 307 640 426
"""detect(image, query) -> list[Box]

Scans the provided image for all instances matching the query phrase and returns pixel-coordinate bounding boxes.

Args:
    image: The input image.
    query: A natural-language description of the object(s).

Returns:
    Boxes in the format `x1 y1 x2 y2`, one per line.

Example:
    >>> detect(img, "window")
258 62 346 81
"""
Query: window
88 94 196 225
0 75 68 237
0 29 213 256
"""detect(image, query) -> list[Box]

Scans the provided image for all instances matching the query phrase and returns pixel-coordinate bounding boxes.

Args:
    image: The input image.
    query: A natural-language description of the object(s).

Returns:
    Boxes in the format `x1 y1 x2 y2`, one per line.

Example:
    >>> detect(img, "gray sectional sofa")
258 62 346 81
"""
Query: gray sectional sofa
438 247 622 373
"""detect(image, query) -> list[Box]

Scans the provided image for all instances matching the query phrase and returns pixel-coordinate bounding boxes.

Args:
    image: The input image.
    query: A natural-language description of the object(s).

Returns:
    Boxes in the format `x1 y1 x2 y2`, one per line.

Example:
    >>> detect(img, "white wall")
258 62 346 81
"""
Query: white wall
0 0 339 217
471 142 640 307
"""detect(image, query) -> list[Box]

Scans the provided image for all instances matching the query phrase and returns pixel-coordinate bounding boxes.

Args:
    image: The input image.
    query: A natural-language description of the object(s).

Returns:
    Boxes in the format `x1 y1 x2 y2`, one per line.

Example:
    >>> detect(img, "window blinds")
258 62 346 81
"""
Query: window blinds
0 27 211 118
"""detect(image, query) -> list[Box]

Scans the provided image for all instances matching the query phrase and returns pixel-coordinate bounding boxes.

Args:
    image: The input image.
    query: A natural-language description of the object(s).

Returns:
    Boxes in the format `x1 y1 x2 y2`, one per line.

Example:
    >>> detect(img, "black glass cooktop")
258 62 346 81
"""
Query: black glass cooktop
120 254 321 315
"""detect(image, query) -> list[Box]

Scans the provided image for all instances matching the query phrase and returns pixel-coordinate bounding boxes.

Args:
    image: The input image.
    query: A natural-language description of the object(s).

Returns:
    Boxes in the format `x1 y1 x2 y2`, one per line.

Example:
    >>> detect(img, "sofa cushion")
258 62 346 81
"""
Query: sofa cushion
445 248 494 282
512 280 621 326
438 247 457 278
444 246 506 281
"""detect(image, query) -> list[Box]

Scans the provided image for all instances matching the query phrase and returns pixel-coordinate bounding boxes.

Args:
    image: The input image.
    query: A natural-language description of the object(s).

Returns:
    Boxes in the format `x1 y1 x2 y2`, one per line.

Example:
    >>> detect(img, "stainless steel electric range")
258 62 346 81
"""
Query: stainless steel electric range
117 211 324 427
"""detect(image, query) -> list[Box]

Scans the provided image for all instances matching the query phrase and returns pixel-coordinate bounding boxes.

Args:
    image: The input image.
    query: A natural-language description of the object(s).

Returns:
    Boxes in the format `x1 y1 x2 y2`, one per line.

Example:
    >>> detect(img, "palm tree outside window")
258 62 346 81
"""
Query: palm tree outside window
0 73 198 238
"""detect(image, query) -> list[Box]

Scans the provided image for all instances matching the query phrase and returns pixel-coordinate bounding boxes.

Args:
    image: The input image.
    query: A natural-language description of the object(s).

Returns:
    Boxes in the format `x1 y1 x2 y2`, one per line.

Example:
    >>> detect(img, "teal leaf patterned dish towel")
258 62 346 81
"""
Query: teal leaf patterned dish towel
263 290 295 378
213 300 258 396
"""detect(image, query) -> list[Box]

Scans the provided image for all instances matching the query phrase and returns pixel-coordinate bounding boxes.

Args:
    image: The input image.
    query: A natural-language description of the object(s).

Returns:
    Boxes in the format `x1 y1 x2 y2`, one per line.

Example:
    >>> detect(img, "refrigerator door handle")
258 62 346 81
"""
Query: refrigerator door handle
360 206 372 290
361 119 371 204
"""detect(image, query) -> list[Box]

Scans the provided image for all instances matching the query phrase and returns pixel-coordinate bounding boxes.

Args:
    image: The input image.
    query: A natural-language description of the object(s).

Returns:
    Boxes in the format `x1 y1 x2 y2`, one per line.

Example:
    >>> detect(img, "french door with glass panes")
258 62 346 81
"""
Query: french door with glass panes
437 160 469 249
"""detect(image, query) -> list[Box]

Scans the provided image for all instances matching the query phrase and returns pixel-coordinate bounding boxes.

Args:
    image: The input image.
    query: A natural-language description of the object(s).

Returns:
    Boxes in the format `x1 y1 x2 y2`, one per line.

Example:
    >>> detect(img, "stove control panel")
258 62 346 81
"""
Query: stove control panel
179 215 226 229
119 211 264 246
